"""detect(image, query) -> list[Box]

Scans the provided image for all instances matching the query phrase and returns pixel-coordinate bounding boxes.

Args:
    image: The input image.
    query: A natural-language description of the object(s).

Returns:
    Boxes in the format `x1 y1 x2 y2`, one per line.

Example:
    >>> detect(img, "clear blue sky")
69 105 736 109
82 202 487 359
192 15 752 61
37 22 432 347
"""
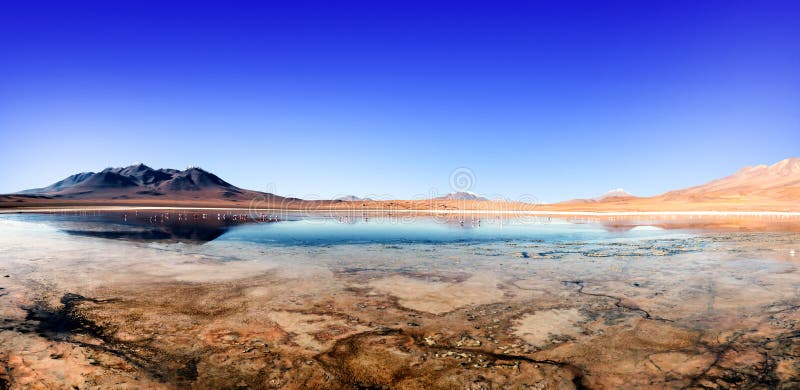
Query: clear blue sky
1 1 798 202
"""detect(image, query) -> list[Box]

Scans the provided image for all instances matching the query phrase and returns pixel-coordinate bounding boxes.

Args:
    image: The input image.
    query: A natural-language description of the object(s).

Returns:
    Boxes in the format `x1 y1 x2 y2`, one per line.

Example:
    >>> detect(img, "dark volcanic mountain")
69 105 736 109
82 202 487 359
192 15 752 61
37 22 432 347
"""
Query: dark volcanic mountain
18 164 264 201
19 172 98 194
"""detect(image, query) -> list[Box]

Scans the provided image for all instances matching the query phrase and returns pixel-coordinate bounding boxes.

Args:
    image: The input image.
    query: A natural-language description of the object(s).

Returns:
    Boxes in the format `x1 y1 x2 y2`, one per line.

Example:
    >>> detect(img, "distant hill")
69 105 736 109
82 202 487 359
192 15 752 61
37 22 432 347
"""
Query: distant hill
434 191 488 201
559 188 637 204
335 195 373 201
594 188 635 201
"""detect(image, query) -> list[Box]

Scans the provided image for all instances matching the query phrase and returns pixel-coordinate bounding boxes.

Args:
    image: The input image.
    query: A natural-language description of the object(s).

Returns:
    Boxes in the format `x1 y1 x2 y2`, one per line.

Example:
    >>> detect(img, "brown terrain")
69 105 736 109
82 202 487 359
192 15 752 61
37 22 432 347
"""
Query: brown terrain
543 157 800 212
1 157 798 212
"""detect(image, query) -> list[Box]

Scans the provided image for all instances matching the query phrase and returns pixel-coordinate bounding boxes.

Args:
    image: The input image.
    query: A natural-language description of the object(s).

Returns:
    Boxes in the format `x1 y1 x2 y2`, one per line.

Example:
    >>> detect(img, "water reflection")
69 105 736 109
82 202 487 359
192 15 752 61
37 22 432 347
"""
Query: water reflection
8 211 277 243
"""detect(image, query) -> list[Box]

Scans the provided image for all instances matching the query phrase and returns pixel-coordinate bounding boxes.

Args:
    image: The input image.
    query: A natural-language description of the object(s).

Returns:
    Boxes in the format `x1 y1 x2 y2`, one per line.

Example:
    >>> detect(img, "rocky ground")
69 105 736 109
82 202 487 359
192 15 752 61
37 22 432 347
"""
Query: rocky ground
1 216 799 389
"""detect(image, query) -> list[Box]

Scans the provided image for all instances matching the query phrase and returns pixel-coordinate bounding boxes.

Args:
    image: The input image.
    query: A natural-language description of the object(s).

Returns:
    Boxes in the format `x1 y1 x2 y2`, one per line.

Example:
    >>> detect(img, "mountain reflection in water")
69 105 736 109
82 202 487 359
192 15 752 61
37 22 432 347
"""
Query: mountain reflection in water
17 210 278 243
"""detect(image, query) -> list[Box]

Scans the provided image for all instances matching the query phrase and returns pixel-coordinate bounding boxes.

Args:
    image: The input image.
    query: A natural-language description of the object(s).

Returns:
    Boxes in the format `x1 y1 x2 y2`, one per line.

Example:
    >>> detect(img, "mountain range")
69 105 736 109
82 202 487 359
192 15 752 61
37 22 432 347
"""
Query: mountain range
545 157 800 212
15 163 283 204
661 158 800 201
3 158 799 211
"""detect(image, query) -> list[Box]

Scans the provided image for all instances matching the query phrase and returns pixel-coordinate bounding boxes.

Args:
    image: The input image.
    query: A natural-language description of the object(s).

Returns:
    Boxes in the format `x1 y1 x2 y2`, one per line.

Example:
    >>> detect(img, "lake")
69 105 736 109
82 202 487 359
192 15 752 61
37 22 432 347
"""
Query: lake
0 210 798 388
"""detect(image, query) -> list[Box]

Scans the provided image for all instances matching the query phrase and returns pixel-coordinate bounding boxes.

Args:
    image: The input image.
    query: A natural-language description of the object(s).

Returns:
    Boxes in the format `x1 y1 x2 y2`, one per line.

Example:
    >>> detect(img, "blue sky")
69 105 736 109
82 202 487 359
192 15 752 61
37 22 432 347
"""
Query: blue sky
1 1 798 202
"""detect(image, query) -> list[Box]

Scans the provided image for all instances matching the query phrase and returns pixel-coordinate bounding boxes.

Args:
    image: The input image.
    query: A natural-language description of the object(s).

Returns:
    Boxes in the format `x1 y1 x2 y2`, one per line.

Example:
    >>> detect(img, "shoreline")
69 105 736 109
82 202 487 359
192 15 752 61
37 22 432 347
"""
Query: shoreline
2 206 800 217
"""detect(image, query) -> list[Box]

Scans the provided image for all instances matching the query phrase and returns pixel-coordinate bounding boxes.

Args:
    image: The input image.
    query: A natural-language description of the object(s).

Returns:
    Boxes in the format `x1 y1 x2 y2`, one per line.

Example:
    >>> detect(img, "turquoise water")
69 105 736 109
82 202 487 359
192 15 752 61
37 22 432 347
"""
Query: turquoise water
219 217 688 246
0 212 694 247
